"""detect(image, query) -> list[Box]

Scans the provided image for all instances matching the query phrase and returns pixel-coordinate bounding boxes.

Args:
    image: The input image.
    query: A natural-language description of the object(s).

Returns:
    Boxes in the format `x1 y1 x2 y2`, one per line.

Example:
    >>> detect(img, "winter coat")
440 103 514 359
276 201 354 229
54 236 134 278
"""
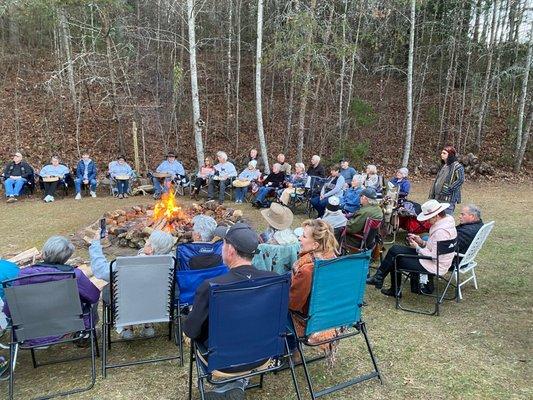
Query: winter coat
418 215 457 275
75 159 97 181
307 163 326 178
429 161 465 205
2 161 33 180
456 220 484 255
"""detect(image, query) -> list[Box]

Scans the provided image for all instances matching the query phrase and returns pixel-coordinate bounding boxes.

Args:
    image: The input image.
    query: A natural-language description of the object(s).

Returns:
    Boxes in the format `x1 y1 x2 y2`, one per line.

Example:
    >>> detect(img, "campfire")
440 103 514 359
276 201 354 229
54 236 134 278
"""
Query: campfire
76 187 245 250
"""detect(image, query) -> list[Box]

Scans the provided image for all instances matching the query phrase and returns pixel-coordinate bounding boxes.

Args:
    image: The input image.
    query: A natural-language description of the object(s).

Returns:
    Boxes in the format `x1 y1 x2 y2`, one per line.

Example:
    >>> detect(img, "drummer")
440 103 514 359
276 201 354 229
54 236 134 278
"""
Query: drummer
39 156 70 203
109 155 134 199
152 151 186 199
207 151 237 204
233 160 261 204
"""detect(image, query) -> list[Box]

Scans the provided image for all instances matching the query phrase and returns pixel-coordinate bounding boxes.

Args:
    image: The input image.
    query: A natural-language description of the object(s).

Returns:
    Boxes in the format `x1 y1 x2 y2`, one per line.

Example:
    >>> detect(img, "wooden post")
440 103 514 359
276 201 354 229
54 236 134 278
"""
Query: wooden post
132 120 141 174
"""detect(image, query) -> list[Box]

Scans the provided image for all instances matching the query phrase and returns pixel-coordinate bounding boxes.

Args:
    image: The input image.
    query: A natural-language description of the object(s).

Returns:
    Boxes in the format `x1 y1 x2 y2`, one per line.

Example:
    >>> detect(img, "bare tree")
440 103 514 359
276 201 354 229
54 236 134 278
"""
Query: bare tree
402 0 416 167
255 0 270 173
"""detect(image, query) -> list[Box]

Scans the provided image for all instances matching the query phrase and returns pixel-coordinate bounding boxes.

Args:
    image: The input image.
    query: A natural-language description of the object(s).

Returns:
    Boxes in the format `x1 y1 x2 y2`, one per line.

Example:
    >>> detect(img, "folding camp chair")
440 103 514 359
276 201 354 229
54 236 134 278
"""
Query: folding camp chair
188 274 302 400
291 251 382 399
102 255 181 376
306 176 328 218
441 221 495 300
175 241 228 363
339 217 383 259
2 272 98 399
252 242 300 274
394 238 458 316
1 172 36 197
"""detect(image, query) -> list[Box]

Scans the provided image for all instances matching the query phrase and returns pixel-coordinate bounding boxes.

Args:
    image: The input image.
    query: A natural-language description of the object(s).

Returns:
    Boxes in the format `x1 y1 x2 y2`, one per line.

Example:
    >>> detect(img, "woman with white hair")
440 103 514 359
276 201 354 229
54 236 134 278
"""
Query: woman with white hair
389 167 411 199
252 163 286 208
279 162 307 206
4 236 100 347
207 151 237 204
362 164 382 193
89 229 174 339
233 160 261 203
341 174 364 214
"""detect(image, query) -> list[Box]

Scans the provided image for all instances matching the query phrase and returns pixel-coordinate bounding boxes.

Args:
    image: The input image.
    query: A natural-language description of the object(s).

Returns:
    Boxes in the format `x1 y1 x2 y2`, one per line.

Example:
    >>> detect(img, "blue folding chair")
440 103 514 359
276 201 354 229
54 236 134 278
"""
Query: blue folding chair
188 274 302 400
292 251 382 399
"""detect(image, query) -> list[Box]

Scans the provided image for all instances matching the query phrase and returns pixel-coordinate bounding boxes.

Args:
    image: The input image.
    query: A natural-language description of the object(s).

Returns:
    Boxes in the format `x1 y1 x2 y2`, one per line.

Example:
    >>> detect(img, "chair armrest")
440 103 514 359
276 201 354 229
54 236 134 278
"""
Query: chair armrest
394 253 433 261
289 310 309 322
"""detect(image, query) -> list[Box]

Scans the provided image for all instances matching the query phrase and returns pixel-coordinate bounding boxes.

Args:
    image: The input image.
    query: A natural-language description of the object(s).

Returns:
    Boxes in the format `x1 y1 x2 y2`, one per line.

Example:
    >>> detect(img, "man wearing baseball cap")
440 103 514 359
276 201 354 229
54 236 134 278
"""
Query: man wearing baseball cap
183 223 277 399
346 187 383 236
152 151 186 199
2 152 34 203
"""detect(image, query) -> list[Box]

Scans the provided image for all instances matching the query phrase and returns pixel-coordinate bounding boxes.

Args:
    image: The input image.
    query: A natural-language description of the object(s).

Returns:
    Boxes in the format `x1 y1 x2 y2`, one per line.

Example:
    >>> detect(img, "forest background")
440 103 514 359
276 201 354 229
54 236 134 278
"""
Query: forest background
0 0 531 178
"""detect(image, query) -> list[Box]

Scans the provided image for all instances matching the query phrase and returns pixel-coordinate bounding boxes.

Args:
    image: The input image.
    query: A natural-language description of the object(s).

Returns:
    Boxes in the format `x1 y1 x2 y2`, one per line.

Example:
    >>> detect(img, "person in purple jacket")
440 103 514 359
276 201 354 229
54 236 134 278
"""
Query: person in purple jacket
3 236 100 347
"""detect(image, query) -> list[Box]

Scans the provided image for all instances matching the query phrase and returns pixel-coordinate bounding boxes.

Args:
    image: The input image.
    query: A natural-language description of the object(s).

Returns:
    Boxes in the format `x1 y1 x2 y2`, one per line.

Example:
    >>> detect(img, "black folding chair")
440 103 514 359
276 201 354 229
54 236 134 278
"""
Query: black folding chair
2 272 98 400
188 274 302 400
102 255 181 376
394 238 459 316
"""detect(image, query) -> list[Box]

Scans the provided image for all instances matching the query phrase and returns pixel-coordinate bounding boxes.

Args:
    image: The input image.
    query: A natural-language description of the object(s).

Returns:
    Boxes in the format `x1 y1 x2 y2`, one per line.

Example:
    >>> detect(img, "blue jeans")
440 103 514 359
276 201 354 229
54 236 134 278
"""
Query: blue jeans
116 180 129 194
208 177 230 202
74 178 97 194
4 177 26 197
152 177 172 195
254 187 274 206
234 187 248 202
310 195 328 217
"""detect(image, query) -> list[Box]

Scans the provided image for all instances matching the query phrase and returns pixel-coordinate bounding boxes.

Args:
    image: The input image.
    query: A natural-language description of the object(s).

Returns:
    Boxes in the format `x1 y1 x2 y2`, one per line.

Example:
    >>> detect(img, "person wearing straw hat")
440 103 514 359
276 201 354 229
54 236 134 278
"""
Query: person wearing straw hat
259 202 298 245
366 199 457 297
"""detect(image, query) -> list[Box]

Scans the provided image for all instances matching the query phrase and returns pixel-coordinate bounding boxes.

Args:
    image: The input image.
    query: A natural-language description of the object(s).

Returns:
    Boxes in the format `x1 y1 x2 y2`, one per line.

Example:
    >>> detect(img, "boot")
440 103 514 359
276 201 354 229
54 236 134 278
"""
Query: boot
381 287 401 298
366 270 385 289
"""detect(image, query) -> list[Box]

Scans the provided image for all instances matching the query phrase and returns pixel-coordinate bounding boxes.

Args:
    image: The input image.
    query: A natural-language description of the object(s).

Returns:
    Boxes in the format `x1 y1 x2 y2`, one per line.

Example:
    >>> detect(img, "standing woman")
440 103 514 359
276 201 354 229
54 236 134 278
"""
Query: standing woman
429 145 464 214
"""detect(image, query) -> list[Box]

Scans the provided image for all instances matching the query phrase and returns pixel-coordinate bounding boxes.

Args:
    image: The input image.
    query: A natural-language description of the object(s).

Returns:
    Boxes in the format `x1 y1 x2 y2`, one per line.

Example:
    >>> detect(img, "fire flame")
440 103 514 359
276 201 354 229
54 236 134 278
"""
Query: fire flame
153 186 189 232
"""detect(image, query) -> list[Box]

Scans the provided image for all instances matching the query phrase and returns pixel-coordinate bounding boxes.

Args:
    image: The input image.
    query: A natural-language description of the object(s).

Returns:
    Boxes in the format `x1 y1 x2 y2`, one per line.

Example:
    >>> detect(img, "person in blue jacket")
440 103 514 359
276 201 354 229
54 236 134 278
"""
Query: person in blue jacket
39 156 70 203
74 152 98 200
152 152 187 199
389 167 411 200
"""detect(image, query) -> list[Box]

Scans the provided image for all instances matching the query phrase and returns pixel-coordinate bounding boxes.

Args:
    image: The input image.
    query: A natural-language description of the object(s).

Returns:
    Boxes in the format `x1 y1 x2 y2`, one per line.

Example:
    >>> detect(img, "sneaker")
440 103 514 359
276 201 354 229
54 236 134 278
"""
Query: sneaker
118 194 124 199
90 191 97 198
50 196 55 202
120 328 134 340
75 193 82 200
123 193 129 198
43 195 51 202
6 196 16 203
140 325 155 338
73 329 101 348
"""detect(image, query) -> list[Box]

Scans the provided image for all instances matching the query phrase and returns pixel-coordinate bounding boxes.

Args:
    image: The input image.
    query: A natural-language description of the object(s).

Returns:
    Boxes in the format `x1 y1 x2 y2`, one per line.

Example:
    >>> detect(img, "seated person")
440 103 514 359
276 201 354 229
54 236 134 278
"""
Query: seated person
320 196 347 230
74 152 98 200
289 219 338 356
90 229 174 339
39 156 70 203
239 147 264 172
278 162 307 206
388 167 410 200
190 157 214 200
362 164 382 193
0 259 19 300
345 188 383 237
233 160 261 204
207 151 237 204
367 200 457 297
3 236 100 347
252 163 286 208
277 153 292 175
341 174 363 214
2 152 33 203
310 163 345 217
183 223 277 398
339 159 357 185
259 202 298 244
188 215 224 270
152 152 186 199
457 204 484 255
109 156 134 199
307 154 326 178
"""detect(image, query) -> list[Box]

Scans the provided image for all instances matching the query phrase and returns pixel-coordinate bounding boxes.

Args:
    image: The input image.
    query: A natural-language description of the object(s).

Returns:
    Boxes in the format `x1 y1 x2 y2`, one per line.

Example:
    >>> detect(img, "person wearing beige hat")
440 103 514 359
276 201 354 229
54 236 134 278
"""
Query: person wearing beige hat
367 199 457 297
2 152 34 202
259 202 298 244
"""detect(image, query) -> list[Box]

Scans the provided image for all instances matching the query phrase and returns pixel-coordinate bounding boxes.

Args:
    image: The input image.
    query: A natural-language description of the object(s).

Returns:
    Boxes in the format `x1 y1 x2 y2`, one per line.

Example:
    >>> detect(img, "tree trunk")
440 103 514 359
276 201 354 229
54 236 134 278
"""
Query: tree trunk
187 0 205 169
8 5 20 48
58 9 77 108
515 105 532 172
296 0 318 163
226 0 233 136
337 0 348 140
255 0 270 173
402 0 416 167
284 72 295 154
515 21 532 159
473 0 483 43
235 0 242 152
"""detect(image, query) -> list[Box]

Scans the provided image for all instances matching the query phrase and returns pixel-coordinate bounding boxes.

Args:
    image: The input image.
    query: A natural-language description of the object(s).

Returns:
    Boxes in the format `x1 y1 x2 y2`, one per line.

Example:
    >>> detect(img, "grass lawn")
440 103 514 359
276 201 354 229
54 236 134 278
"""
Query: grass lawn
0 181 531 399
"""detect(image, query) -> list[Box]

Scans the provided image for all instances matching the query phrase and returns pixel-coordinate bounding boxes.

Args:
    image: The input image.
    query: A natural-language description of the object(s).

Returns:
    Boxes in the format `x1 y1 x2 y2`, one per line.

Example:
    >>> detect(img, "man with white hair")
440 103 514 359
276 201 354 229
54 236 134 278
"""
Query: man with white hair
3 236 100 347
89 229 175 338
277 153 292 175
2 152 34 203
457 204 484 254
208 151 237 204
306 155 326 178
346 188 383 235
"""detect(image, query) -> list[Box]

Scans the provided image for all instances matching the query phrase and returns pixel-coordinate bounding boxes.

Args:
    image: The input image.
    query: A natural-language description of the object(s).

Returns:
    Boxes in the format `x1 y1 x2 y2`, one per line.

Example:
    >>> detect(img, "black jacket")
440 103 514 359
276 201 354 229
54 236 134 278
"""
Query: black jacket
263 171 286 188
182 265 277 343
2 161 33 180
456 220 483 254
307 163 326 178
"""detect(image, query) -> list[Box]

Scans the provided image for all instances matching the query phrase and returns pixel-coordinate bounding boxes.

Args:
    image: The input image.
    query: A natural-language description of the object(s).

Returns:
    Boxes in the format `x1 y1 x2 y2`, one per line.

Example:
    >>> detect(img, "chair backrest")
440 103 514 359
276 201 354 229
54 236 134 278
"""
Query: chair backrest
206 274 291 373
436 238 458 256
306 251 372 336
252 242 300 274
361 218 382 250
176 241 224 271
110 255 175 329
459 221 495 268
3 273 85 342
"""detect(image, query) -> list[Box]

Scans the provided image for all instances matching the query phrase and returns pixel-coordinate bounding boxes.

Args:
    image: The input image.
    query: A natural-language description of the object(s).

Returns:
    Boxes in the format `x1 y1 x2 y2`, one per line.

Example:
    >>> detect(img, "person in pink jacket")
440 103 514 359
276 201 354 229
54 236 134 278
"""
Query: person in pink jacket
366 199 457 297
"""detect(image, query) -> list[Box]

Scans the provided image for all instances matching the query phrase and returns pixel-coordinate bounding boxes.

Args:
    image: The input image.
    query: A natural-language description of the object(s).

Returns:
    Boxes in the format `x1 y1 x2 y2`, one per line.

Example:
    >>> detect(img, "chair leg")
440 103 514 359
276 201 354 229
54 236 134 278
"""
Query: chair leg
30 348 38 369
102 307 107 378
360 322 383 384
188 344 194 400
284 338 302 400
177 314 184 367
8 342 16 400
297 342 316 400
472 269 478 289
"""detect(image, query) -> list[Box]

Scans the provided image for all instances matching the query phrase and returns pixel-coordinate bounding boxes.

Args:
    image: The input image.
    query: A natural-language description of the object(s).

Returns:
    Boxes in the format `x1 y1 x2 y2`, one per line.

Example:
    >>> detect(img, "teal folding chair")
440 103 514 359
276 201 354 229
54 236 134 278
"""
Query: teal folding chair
292 250 382 399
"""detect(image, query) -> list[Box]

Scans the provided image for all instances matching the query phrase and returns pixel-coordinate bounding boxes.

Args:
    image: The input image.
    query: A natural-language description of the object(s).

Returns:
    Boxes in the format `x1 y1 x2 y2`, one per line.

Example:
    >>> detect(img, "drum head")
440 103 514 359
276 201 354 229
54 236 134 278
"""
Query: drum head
115 175 130 180
153 172 170 178
43 176 59 182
